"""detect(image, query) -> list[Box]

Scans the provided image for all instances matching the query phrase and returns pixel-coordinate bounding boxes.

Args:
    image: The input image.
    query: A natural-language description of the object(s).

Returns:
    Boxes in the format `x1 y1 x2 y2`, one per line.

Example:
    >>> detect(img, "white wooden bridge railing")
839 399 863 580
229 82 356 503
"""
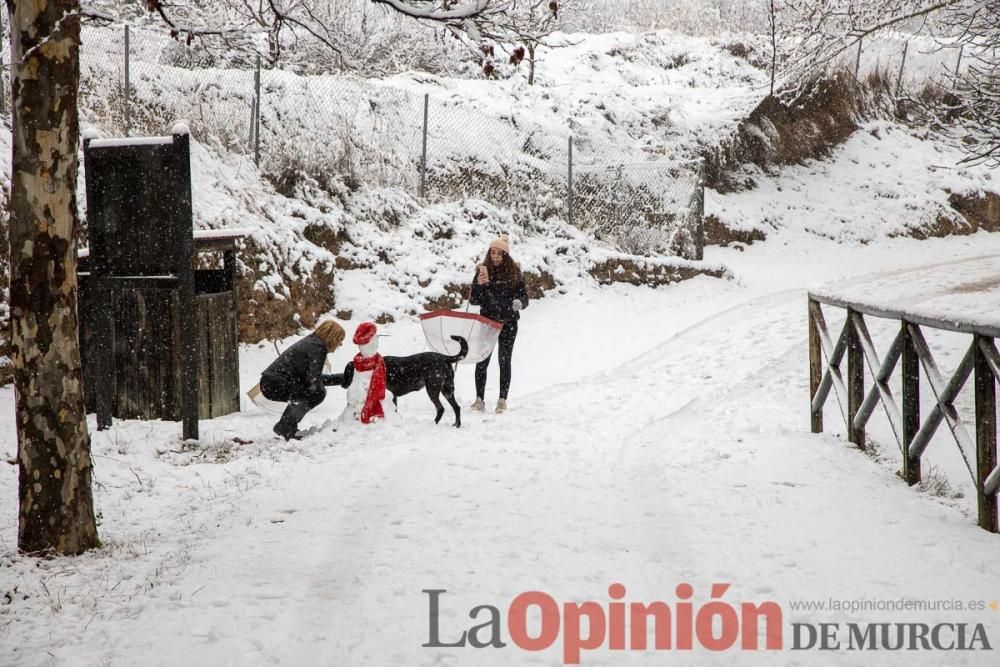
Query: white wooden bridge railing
809 293 1000 533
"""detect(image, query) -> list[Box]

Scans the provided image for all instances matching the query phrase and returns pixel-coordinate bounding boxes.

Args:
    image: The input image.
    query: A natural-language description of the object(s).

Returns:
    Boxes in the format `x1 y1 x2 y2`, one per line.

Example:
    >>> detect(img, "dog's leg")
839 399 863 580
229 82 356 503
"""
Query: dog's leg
443 384 461 428
393 394 399 412
426 386 446 424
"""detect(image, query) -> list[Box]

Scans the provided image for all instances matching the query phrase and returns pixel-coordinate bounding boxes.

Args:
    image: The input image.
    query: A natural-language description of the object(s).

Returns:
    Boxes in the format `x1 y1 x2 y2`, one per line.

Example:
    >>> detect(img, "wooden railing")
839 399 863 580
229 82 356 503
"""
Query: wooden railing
809 293 1000 533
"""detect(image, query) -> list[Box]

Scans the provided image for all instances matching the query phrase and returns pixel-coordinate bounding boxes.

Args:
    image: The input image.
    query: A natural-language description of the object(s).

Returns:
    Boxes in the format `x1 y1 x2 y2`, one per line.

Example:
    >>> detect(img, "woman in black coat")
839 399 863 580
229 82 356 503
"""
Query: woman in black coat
469 236 528 414
260 320 346 439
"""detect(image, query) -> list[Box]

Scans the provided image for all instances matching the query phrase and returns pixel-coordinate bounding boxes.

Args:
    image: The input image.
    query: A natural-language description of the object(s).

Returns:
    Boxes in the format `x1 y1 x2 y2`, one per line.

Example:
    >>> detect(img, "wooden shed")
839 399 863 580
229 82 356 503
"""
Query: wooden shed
77 129 244 439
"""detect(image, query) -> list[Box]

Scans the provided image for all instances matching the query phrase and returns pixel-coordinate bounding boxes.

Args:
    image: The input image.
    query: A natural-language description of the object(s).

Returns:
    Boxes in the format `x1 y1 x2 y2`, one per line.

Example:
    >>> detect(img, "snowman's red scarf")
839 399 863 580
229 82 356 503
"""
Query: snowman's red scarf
353 352 386 424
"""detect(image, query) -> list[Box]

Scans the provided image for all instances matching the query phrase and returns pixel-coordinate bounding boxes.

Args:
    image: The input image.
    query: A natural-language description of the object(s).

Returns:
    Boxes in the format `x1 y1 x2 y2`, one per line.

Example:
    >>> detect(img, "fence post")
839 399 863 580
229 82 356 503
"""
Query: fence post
420 93 429 199
896 40 908 96
124 25 131 136
854 37 863 79
974 335 998 532
249 97 256 149
0 11 6 116
809 298 823 434
695 160 705 260
567 136 574 226
254 54 261 167
901 320 921 485
847 309 865 449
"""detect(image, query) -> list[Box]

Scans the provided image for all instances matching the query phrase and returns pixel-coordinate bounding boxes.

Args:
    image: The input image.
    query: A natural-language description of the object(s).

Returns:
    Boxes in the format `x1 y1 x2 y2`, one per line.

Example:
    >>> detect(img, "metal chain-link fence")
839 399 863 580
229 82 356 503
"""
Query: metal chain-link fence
418 92 706 258
569 158 704 257
2 22 707 259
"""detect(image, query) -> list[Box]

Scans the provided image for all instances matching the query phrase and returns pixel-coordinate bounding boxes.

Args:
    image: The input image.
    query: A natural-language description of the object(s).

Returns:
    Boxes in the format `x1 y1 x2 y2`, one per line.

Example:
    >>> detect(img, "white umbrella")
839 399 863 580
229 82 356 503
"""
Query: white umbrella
419 310 503 364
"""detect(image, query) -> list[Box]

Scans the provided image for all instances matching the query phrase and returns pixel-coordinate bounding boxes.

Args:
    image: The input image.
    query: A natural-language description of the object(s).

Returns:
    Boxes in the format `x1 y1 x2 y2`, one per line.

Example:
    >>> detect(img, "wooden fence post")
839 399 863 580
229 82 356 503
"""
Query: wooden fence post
809 298 823 433
901 321 921 485
974 334 998 532
847 309 865 449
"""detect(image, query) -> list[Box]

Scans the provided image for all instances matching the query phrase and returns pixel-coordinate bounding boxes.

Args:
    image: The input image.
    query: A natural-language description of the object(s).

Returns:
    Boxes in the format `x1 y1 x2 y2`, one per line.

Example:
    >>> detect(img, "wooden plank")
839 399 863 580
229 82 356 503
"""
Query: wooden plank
975 335 998 532
195 296 213 420
809 298 823 433
216 296 228 417
226 291 240 414
169 290 183 420
114 290 137 418
907 326 976 478
847 309 865 449
978 337 1000 382
93 280 115 429
808 301 850 427
206 296 221 418
78 275 99 415
851 314 903 449
901 321 921 485
151 291 173 417
214 293 240 417
216 296 232 417
137 291 153 419
810 291 1000 339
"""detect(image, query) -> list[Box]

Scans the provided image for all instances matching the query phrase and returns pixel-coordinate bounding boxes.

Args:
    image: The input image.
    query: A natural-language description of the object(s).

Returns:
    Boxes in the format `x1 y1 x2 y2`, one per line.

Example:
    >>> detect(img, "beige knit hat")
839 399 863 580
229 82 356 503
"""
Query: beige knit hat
488 235 510 254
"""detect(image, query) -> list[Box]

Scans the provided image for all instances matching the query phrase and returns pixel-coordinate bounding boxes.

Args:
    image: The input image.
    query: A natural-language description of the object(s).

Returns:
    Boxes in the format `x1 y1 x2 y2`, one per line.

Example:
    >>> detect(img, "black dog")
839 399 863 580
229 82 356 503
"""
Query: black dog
342 336 469 427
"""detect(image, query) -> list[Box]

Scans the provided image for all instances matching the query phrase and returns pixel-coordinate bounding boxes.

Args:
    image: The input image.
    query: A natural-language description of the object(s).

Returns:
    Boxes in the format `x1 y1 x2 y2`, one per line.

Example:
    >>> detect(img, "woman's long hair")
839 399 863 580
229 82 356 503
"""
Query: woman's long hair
481 250 522 286
314 320 345 352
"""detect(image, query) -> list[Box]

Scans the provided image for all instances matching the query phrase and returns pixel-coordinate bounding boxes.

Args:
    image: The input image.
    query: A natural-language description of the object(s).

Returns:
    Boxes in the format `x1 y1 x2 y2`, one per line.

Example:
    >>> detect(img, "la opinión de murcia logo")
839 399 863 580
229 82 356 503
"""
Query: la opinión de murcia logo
423 585 994 664
791 622 992 651
423 583 783 664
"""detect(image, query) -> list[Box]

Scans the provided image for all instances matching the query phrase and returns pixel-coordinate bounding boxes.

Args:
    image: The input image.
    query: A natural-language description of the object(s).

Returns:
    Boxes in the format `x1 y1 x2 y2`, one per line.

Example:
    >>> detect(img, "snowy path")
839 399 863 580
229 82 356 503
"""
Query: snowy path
5 240 1000 666
81 289 814 666
45 286 1000 665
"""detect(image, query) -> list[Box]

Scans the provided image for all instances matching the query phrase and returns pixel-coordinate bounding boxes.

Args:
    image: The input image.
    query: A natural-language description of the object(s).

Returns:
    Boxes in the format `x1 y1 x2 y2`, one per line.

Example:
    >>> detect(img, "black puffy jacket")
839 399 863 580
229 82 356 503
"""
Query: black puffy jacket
261 333 340 393
470 268 529 325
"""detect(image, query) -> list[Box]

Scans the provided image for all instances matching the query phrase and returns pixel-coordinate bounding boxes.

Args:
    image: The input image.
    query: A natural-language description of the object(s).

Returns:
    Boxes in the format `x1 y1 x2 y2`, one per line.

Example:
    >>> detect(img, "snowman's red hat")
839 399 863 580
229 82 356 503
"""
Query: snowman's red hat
353 321 378 345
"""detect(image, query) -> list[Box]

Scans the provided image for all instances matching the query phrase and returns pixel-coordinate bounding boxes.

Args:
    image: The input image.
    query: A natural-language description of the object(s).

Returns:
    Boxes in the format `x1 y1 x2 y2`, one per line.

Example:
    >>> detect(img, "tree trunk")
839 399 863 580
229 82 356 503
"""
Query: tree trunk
8 0 99 555
768 0 778 96
527 43 536 86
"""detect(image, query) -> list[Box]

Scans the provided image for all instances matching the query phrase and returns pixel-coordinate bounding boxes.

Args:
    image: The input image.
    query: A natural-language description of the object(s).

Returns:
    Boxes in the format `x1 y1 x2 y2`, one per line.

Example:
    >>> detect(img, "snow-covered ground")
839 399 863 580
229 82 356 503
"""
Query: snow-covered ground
3 17 1000 667
4 224 1000 665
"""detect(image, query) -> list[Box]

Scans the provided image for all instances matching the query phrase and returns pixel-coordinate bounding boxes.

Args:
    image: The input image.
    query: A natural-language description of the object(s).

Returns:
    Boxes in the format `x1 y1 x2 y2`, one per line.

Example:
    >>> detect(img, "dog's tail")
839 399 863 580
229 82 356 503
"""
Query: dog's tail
447 335 469 362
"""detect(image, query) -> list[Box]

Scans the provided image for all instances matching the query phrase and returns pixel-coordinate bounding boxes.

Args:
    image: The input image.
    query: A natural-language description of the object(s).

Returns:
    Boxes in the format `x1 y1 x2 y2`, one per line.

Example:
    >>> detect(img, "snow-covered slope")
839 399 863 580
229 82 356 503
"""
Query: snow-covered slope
57 26 772 340
712 120 998 242
385 30 767 163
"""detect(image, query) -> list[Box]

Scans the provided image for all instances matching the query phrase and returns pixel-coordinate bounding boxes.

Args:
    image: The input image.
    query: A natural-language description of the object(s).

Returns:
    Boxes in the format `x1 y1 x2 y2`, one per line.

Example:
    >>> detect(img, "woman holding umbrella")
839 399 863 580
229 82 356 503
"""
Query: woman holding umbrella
469 236 529 414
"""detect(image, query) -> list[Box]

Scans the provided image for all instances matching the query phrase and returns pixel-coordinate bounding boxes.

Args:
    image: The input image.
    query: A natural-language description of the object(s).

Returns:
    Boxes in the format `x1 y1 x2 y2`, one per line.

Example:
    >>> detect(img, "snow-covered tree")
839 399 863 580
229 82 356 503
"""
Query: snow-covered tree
763 0 997 164
112 1 565 76
940 0 1000 165
483 0 586 84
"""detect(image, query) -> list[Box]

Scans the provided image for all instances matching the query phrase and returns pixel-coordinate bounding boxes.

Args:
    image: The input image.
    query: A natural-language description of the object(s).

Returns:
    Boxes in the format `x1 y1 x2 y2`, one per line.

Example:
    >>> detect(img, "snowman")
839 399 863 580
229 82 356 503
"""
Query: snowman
341 321 393 424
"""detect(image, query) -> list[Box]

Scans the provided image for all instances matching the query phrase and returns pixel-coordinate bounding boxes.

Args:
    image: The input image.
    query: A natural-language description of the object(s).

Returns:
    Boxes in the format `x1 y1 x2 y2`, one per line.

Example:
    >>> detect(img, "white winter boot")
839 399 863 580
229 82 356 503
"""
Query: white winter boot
495 399 507 414
470 398 485 412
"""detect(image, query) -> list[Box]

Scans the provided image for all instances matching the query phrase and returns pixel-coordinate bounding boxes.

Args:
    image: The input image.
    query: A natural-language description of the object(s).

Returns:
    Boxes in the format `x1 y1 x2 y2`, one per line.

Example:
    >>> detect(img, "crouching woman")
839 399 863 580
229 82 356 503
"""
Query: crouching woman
260 320 346 439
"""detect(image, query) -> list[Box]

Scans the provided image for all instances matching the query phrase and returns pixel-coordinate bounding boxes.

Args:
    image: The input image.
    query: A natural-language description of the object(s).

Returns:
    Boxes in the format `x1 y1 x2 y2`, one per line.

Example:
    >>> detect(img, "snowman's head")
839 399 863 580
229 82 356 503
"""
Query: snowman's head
359 338 379 357
353 321 379 357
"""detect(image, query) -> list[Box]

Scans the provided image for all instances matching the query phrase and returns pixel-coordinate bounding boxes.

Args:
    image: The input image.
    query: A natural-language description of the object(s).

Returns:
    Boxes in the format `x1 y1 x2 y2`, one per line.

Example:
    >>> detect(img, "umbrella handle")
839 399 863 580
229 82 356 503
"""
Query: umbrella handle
454 279 474 372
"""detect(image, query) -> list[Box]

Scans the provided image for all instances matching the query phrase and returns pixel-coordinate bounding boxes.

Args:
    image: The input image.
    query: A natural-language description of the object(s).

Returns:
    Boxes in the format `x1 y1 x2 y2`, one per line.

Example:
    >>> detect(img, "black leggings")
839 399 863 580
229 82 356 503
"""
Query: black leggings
260 373 326 409
476 321 518 400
